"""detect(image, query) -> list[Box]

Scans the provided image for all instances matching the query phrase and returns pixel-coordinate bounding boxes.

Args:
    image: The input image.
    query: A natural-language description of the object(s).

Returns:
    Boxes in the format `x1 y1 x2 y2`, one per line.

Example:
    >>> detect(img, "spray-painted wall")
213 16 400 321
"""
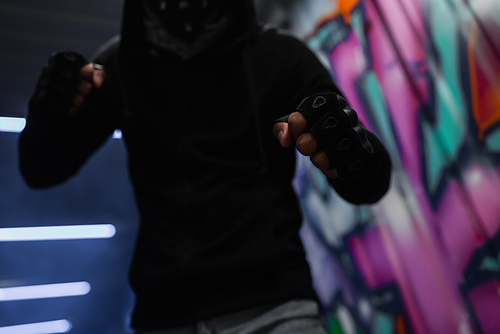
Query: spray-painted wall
289 0 500 333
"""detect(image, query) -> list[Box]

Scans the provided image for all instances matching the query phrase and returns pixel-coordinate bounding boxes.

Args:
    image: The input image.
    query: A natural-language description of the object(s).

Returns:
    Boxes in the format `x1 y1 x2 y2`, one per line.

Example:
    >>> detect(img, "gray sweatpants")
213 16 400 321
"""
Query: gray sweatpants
135 299 327 334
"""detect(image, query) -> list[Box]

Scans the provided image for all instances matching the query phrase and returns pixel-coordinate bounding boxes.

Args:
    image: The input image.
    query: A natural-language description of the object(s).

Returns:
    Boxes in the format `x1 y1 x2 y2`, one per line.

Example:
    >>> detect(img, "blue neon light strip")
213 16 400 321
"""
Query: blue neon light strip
0 117 122 139
0 117 26 133
0 224 116 242
0 282 90 301
0 320 72 334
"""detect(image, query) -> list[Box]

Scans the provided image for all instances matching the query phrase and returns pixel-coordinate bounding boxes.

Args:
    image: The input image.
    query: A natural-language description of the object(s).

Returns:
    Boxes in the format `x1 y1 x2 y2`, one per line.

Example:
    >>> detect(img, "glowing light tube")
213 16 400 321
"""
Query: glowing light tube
112 129 122 139
0 117 26 133
0 224 116 242
0 116 121 140
0 320 72 334
0 282 90 302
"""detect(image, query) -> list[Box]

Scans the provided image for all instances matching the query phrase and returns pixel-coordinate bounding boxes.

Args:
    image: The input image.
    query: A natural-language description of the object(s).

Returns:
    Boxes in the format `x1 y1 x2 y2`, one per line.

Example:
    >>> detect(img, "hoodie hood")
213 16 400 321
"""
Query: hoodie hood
119 0 257 59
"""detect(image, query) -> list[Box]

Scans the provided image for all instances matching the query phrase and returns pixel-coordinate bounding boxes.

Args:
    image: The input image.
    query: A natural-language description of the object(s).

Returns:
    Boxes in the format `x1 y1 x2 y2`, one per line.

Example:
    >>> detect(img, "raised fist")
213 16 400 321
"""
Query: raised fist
30 51 106 120
273 92 374 179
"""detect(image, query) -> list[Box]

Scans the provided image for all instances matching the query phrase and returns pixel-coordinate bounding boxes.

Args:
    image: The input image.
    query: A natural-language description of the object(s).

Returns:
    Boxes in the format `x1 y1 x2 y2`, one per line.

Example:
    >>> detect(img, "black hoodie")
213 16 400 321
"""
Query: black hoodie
19 0 391 330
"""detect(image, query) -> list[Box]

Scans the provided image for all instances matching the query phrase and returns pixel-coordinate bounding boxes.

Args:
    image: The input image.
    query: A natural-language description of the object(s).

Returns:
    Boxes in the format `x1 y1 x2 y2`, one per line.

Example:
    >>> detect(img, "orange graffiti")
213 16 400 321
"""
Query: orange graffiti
316 0 362 27
335 0 362 25
468 22 500 140
396 314 407 334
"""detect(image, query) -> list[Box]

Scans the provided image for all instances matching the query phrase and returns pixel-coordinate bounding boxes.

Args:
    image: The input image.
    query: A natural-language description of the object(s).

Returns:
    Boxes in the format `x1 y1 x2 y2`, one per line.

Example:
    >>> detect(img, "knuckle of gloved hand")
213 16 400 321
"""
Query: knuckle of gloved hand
310 117 338 149
336 94 348 109
47 51 87 82
346 157 365 173
36 51 88 114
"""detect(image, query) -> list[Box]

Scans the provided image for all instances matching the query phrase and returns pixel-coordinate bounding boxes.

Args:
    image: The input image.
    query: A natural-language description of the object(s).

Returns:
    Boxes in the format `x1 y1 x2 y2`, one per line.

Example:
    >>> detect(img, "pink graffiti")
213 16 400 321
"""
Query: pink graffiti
322 0 500 333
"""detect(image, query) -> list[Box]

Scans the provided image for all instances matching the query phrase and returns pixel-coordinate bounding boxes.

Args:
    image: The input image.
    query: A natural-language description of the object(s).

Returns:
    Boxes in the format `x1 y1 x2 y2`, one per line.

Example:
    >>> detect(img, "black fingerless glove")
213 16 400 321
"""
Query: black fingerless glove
277 92 375 179
29 51 89 121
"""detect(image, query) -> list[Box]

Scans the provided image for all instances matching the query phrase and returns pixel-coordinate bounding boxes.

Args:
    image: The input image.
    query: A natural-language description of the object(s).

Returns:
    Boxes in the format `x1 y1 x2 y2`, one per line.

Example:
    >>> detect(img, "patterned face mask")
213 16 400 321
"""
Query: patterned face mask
142 0 228 44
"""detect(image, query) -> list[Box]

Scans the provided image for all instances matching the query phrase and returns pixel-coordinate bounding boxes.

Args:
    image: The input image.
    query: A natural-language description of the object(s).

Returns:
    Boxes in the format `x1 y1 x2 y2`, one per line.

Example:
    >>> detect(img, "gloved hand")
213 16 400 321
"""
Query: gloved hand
29 51 106 120
273 92 374 179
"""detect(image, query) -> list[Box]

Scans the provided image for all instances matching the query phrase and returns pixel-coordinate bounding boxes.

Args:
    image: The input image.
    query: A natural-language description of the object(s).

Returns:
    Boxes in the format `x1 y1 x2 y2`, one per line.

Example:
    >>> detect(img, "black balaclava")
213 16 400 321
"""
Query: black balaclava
142 0 232 59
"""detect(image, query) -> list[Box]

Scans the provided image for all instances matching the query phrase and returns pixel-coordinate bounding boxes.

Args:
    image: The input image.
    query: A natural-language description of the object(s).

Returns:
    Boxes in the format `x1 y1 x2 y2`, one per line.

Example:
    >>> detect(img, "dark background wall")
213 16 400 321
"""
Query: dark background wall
0 1 134 333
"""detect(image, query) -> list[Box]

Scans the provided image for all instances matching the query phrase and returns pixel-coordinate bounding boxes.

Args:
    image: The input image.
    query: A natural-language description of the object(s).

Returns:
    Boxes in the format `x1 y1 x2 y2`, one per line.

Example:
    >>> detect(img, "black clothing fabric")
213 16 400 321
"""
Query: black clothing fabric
19 0 391 331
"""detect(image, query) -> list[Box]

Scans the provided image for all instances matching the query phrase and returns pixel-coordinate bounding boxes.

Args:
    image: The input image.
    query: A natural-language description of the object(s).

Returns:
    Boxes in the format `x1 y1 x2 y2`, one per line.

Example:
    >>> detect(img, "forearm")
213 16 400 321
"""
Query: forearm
18 46 123 188
19 87 116 188
19 116 83 188
277 33 392 203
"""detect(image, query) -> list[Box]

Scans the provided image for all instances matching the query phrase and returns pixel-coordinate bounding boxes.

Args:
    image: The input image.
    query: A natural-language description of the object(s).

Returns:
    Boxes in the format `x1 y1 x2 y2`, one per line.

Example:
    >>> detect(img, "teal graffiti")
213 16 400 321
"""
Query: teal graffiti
421 0 467 193
350 6 401 160
485 127 500 152
372 311 394 334
351 5 367 53
479 253 500 272
361 72 400 159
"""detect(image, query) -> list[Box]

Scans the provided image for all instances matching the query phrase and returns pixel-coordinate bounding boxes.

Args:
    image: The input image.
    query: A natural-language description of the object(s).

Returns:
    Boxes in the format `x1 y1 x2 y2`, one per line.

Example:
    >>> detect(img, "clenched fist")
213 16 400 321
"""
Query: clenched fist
30 51 106 120
273 92 374 180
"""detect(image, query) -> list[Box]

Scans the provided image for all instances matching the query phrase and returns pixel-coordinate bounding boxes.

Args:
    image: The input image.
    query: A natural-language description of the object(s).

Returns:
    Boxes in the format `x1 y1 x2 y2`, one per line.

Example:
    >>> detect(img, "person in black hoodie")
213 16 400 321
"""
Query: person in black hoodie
19 0 392 333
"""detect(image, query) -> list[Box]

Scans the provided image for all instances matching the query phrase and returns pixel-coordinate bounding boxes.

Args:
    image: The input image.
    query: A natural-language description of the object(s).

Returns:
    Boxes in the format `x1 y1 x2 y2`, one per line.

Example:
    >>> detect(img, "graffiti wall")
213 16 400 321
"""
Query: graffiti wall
290 0 500 333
